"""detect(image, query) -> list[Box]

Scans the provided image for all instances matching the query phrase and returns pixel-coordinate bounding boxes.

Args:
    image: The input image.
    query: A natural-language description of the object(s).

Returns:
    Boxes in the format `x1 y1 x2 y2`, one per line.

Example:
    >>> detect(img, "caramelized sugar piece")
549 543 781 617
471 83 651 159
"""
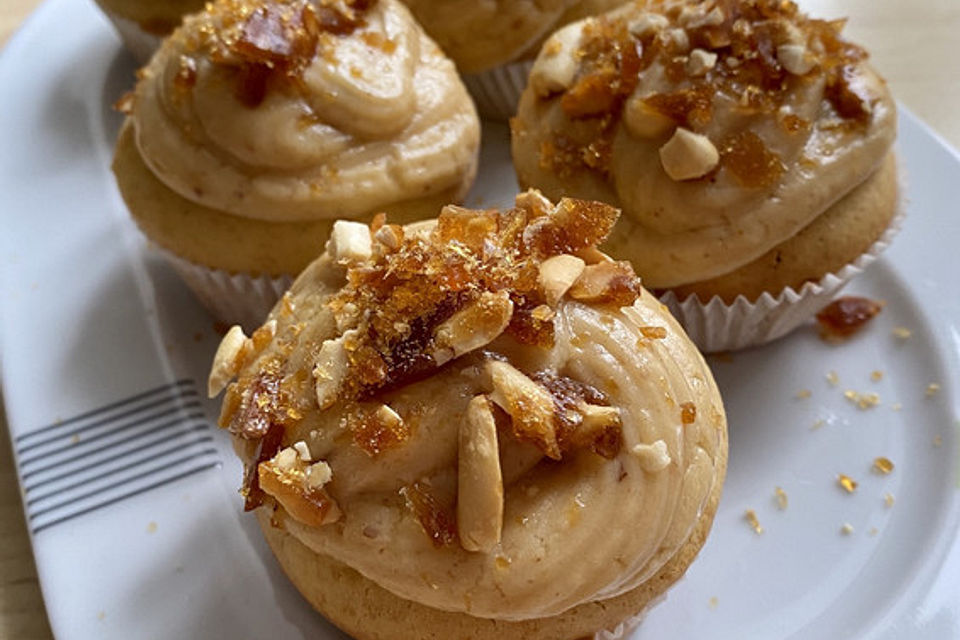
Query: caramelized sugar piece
345 403 410 456
719 131 785 189
816 296 883 339
400 481 458 547
242 423 284 511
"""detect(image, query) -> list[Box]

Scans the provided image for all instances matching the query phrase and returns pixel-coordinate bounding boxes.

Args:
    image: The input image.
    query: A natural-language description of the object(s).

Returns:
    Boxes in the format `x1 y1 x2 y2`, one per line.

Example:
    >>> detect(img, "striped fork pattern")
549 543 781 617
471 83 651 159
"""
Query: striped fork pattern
14 379 221 535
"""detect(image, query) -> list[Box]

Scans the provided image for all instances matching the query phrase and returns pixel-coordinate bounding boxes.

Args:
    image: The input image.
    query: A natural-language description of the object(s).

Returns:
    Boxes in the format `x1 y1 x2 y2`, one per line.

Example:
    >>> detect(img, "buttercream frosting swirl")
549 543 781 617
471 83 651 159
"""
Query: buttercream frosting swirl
210 192 727 620
129 0 479 222
512 0 896 288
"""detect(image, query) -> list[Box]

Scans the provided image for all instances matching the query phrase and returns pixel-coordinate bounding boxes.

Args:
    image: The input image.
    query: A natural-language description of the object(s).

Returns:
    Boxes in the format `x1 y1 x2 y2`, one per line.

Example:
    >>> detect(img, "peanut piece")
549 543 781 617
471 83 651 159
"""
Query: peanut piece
539 254 586 306
659 127 719 181
208 325 247 397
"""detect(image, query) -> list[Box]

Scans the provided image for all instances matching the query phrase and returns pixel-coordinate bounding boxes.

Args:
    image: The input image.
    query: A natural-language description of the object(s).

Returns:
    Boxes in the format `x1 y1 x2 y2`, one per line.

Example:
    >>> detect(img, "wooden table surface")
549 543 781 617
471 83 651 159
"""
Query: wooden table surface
1 0 959 638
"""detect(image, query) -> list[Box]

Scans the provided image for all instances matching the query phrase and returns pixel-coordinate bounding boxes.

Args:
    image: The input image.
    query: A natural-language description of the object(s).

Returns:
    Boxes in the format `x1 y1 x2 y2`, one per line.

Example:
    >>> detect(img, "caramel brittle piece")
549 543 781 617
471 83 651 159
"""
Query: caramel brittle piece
258 446 341 527
400 481 458 547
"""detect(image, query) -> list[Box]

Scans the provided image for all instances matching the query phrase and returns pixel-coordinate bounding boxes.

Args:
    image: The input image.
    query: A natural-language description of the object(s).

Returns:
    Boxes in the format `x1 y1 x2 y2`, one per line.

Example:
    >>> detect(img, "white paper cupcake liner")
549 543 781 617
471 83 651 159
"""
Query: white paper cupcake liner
659 211 905 353
158 247 293 331
462 60 534 121
99 8 164 64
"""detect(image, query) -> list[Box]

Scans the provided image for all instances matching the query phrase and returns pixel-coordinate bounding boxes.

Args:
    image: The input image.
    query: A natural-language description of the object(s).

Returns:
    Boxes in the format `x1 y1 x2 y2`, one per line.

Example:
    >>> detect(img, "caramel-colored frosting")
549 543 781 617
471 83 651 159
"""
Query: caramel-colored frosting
209 192 726 620
398 0 626 73
128 0 479 222
511 0 896 288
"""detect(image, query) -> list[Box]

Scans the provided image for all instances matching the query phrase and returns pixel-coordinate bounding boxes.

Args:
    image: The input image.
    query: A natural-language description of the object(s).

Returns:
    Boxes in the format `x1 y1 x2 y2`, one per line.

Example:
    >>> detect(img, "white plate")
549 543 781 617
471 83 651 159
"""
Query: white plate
1 1 959 638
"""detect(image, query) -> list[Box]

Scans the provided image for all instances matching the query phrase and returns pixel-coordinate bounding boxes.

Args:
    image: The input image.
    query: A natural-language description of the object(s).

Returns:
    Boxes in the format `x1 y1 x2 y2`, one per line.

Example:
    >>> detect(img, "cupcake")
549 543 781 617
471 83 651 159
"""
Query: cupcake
208 191 728 639
399 0 627 120
113 0 481 329
511 0 899 351
94 0 205 62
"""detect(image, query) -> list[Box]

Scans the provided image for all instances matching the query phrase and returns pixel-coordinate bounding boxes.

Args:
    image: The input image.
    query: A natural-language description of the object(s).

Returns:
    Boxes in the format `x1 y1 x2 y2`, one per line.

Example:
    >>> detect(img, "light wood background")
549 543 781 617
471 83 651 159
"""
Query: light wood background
1 0 959 638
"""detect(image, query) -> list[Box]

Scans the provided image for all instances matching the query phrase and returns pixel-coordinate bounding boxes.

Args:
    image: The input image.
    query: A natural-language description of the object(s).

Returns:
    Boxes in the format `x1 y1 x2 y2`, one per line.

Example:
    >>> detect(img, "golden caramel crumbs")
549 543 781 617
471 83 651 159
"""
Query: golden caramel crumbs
795 389 812 399
174 55 198 93
817 297 884 340
190 0 375 107
744 509 764 535
827 371 839 386
873 457 895 475
840 523 854 536
324 195 630 404
837 474 858 493
892 327 913 340
400 481 458 547
811 418 826 430
775 486 788 510
639 326 668 339
926 383 941 397
884 492 895 508
933 434 943 448
871 370 884 382
680 402 697 425
843 390 879 410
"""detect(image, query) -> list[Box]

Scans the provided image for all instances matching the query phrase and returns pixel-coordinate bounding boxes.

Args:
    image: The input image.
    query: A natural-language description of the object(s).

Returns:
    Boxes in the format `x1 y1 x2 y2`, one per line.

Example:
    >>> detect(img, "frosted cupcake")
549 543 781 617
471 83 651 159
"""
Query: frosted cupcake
399 0 627 119
208 191 728 639
113 0 480 328
511 0 899 351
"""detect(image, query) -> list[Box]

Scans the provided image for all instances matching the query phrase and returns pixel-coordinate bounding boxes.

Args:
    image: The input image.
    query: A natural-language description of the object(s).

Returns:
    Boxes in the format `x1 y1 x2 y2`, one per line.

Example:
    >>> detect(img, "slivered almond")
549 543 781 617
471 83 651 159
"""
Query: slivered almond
457 396 504 552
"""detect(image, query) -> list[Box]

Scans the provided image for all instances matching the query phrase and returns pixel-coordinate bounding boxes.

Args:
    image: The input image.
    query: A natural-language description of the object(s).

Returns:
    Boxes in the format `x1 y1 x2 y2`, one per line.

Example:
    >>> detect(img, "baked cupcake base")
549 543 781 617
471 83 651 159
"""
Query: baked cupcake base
658 155 904 353
254 446 725 640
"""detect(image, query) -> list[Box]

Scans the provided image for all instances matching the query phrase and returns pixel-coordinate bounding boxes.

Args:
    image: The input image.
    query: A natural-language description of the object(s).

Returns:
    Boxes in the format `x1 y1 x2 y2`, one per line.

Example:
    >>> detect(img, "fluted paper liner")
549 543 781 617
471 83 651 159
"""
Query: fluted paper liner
98 8 164 64
462 60 534 121
157 247 292 331
659 211 904 353
592 593 664 640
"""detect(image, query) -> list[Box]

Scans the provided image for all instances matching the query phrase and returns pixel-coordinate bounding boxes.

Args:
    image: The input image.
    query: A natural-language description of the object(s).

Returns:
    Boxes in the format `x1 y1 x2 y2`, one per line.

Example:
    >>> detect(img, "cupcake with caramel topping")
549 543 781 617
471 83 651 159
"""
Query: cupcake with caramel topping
208 191 727 639
399 0 628 119
511 0 900 351
113 0 480 328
